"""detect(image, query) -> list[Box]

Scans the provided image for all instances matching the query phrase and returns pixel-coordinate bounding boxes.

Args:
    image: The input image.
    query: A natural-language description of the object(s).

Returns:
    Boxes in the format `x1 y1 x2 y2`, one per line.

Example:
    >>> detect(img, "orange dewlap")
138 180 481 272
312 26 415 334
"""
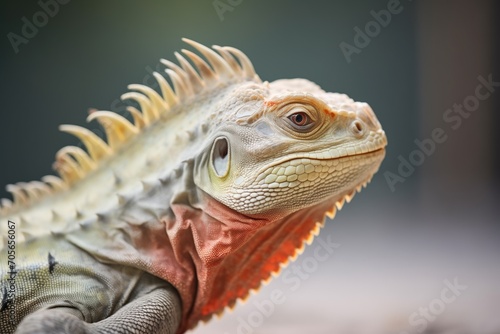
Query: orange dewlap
129 191 332 332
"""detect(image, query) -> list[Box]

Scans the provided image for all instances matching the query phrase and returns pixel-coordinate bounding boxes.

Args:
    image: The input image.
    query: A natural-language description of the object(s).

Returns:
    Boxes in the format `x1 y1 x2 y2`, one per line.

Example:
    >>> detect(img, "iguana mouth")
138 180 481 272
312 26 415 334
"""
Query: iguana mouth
344 146 386 158
259 145 386 176
313 146 386 160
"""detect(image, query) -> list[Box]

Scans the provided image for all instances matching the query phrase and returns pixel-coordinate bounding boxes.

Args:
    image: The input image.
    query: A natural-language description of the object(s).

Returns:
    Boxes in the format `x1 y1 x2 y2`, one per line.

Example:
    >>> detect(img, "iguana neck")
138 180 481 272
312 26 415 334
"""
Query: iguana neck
64 158 334 332
122 160 272 332
159 190 336 332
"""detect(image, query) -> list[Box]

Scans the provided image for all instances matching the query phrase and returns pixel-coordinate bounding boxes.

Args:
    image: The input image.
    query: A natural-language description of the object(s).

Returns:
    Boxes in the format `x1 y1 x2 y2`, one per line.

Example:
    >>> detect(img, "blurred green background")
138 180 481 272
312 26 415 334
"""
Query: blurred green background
0 1 498 333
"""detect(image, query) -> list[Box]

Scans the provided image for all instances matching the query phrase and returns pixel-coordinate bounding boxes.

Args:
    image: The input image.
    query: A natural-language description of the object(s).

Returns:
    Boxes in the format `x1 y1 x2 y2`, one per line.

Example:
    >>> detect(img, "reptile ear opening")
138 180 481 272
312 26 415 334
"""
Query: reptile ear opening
211 137 230 178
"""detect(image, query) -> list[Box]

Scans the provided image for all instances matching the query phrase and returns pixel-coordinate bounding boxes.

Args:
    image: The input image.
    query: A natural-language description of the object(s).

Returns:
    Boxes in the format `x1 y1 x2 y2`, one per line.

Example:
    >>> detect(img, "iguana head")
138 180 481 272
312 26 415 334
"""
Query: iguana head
194 78 386 220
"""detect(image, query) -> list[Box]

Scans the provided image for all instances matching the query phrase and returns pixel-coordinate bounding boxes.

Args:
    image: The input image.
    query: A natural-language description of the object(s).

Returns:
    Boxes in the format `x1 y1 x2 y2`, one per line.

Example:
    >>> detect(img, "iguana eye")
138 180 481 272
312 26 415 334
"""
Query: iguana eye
287 112 314 130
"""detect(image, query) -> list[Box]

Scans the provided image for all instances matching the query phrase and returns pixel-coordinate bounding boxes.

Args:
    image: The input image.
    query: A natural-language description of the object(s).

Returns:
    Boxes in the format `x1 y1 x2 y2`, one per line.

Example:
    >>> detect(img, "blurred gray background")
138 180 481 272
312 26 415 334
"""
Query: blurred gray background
0 1 498 333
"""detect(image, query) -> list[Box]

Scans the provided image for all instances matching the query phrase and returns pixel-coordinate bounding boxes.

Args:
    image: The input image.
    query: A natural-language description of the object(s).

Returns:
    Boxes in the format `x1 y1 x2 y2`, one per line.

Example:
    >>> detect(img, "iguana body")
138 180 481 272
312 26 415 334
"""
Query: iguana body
0 39 387 333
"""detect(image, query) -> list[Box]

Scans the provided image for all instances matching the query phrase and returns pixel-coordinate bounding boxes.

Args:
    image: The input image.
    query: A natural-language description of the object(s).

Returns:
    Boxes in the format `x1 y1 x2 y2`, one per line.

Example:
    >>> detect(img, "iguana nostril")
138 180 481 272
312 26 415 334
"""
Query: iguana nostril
352 120 364 135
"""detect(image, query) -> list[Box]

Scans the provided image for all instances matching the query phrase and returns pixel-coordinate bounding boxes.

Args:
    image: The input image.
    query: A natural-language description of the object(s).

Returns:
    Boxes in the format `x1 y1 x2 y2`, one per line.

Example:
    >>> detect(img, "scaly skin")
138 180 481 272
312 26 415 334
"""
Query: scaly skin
0 39 387 333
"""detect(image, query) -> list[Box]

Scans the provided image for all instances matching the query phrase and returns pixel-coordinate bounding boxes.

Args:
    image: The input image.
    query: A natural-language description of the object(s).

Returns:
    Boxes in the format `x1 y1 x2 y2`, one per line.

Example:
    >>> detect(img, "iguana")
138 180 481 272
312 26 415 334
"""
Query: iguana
0 38 387 334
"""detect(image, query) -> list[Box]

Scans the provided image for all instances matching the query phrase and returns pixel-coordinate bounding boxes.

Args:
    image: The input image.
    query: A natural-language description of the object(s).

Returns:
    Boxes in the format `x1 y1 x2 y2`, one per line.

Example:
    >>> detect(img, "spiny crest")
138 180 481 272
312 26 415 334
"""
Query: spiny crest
0 38 260 215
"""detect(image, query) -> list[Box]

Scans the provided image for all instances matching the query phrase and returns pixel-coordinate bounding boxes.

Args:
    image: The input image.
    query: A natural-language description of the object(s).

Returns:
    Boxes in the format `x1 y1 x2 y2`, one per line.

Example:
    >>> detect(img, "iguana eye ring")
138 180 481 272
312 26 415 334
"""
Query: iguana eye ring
287 112 314 131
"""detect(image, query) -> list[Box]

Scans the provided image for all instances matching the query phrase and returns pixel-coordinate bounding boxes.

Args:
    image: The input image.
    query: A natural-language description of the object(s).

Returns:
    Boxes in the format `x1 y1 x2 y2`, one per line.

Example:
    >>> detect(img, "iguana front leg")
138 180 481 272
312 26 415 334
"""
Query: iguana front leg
15 283 181 334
